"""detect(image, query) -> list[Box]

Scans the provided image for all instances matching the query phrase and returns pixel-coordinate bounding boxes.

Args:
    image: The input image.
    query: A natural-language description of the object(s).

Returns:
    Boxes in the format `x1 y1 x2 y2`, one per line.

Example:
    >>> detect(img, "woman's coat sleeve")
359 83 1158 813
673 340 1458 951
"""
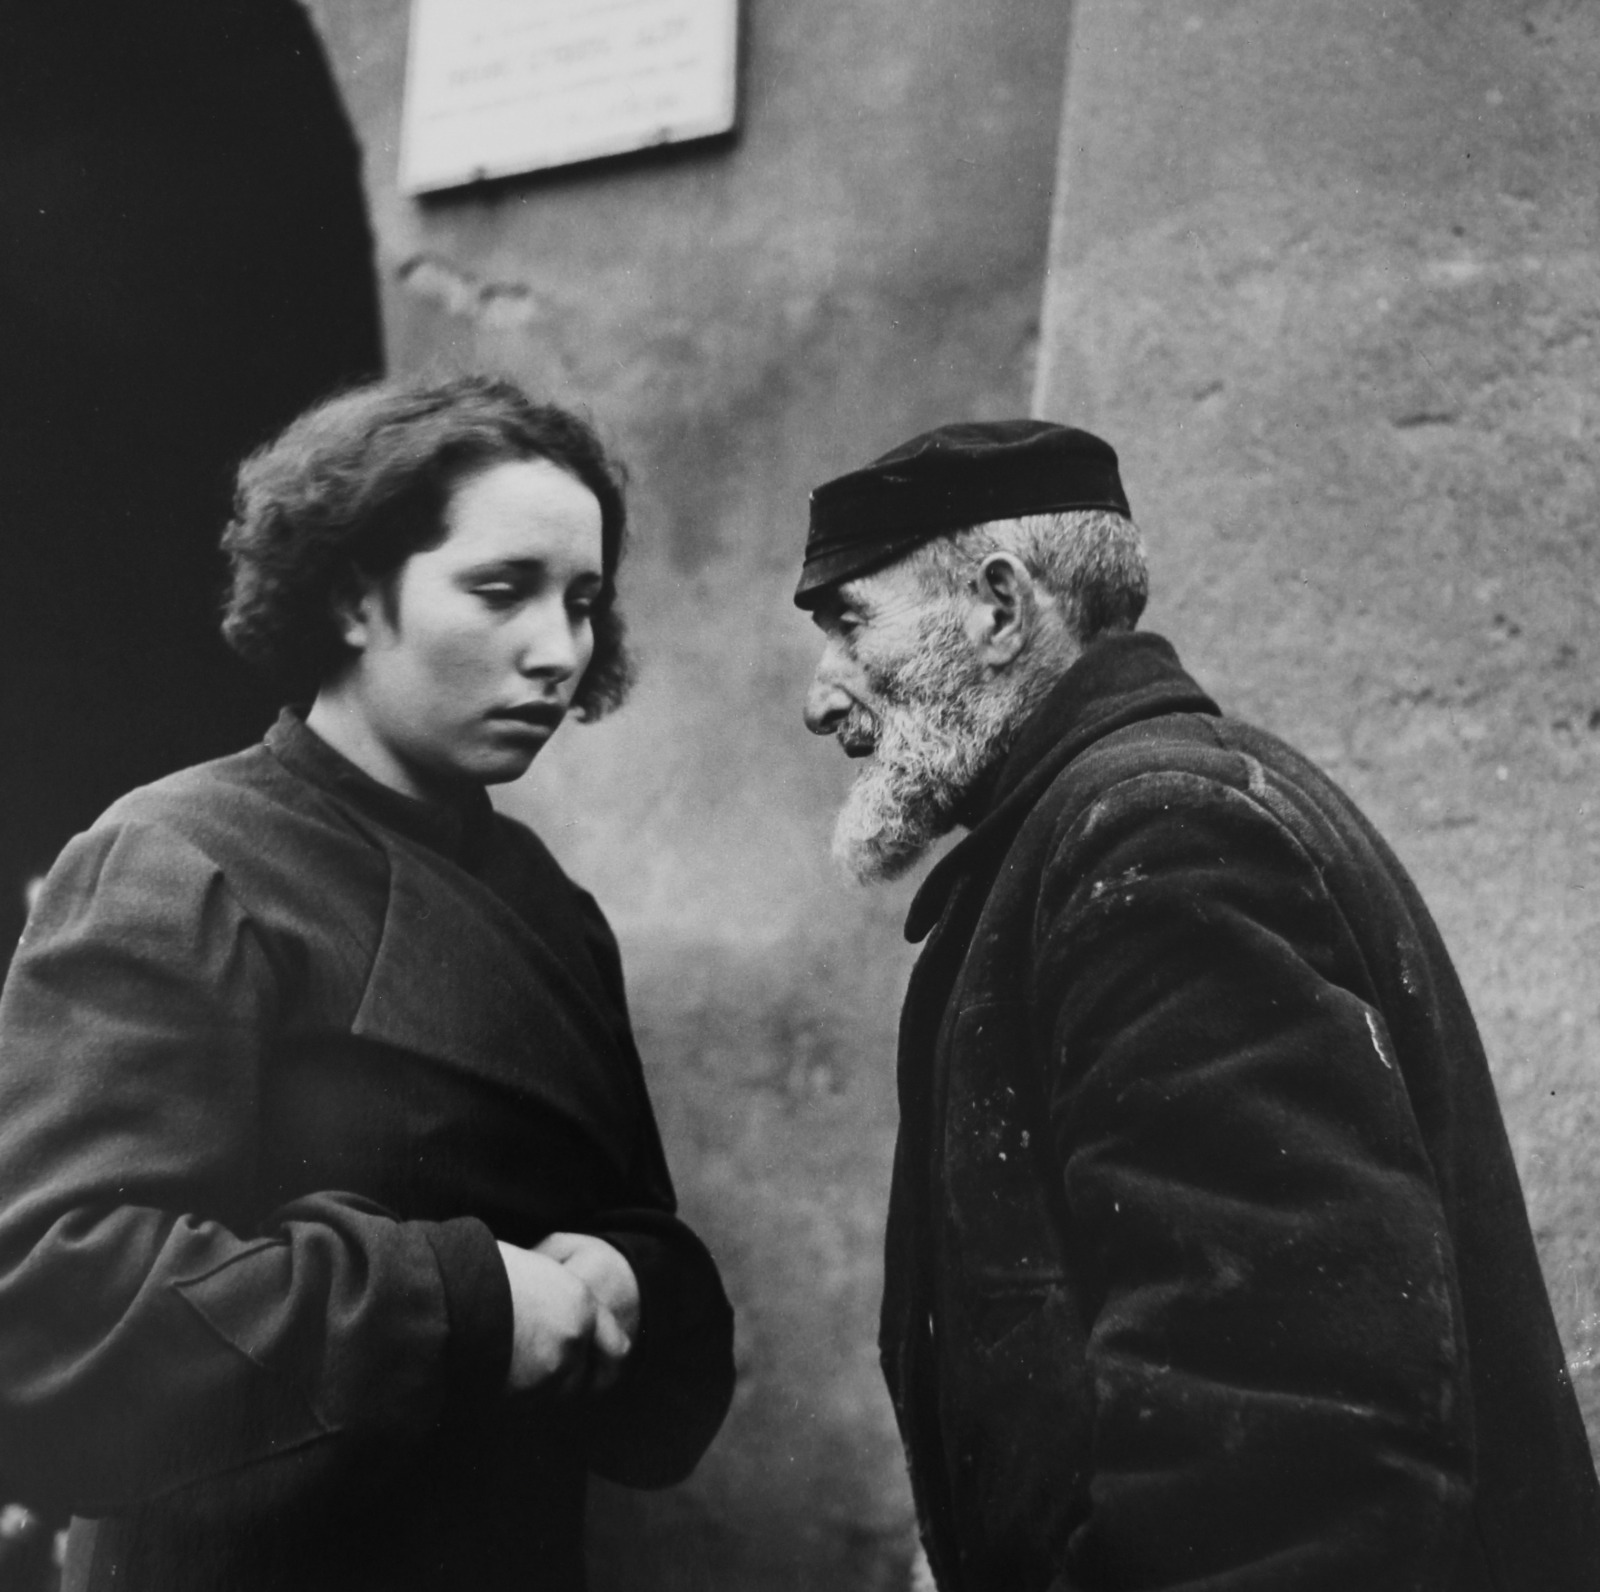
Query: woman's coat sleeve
0 821 513 1517
568 890 736 1487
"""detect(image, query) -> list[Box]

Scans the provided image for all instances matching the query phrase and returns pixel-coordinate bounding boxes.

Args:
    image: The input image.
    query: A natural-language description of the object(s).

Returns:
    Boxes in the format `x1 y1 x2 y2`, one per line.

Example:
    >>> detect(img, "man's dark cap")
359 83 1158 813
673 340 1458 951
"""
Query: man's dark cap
794 419 1130 608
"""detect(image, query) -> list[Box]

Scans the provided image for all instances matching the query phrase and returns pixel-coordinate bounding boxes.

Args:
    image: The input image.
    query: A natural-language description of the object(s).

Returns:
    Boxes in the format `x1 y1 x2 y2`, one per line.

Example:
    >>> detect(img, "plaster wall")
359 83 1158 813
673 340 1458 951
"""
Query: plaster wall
299 2 1075 1585
1037 0 1600 1454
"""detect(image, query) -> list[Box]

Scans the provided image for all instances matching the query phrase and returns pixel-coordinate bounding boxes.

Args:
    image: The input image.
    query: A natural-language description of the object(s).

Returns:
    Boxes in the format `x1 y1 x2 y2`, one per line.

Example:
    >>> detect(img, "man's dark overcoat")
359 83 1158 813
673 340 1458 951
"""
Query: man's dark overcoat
884 632 1600 1592
0 713 735 1591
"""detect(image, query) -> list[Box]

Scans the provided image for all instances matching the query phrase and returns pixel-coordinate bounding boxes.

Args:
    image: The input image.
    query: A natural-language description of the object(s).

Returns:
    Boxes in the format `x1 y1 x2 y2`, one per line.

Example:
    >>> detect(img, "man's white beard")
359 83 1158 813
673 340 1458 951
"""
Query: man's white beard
831 607 1022 885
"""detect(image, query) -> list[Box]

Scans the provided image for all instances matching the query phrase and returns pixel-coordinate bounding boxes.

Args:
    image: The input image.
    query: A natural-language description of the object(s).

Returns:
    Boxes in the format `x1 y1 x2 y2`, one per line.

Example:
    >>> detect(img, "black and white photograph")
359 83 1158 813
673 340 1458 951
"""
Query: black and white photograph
1 3 1597 1589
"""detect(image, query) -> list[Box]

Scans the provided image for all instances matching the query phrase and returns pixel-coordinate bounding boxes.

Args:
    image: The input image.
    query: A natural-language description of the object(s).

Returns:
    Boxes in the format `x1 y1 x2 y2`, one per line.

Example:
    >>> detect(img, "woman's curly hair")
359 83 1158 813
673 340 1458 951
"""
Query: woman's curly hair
221 373 634 718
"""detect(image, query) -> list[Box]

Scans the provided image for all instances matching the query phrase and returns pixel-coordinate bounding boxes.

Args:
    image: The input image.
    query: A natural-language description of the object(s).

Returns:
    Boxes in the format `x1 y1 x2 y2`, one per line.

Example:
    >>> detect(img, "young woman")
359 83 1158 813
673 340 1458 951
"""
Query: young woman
0 375 734 1591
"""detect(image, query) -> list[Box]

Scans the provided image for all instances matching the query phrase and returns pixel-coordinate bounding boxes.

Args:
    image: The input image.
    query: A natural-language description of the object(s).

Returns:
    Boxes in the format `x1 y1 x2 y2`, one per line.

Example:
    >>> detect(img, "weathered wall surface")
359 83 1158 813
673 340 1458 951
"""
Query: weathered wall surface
300 2 1074 1585
1037 0 1600 1451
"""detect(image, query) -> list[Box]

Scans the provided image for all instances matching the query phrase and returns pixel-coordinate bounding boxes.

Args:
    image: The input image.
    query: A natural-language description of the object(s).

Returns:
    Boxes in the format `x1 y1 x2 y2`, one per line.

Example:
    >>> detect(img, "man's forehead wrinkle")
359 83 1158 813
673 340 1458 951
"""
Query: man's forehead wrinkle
841 559 924 613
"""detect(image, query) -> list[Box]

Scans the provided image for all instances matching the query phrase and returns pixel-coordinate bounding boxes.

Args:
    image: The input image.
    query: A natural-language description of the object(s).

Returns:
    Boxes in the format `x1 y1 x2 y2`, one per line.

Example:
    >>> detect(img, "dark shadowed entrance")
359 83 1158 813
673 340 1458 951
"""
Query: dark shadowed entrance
0 0 383 975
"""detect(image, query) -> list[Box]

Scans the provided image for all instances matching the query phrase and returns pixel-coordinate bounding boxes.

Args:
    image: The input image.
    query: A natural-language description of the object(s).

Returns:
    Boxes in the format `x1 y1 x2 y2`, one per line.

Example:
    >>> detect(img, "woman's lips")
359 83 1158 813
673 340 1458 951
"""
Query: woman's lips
491 702 565 730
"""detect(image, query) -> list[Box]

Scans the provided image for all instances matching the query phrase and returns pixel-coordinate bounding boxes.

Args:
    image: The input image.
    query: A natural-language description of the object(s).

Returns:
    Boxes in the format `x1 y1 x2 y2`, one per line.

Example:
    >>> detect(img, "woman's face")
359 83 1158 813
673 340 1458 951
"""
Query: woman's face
334 457 605 800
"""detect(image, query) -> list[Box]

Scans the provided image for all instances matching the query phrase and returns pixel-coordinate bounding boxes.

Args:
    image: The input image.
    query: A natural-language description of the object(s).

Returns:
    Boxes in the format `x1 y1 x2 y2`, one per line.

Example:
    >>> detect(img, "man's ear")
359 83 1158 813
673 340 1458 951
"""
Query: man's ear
971 553 1033 670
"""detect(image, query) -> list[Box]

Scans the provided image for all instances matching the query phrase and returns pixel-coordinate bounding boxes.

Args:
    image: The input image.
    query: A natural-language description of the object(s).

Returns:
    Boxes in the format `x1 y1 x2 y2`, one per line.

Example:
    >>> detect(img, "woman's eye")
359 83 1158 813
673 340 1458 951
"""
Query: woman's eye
567 594 598 621
472 583 520 607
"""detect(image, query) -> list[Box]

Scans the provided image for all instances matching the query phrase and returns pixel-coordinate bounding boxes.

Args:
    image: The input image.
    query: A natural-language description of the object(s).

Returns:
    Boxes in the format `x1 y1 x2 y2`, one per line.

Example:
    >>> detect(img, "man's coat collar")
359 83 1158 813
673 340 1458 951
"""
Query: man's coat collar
903 632 1219 944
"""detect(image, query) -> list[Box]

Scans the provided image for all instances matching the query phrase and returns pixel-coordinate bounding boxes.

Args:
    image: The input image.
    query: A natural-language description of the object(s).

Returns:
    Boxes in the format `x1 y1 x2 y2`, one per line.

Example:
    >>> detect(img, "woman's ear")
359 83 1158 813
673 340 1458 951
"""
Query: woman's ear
329 568 381 653
971 553 1034 670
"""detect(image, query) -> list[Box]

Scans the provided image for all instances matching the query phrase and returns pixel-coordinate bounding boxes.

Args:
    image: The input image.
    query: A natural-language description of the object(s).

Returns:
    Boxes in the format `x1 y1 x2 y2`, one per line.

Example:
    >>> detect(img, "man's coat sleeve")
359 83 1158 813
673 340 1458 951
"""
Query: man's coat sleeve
1034 769 1474 1590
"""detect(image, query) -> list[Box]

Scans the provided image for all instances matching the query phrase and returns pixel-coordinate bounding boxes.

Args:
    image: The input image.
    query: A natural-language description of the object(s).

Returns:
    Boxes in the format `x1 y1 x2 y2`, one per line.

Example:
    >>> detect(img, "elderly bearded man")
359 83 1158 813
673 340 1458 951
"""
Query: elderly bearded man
796 421 1600 1592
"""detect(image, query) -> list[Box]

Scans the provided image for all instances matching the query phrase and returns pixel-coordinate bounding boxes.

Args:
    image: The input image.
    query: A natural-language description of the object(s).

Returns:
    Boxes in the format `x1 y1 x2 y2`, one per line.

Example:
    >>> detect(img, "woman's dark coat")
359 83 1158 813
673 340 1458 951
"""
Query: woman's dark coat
0 713 735 1591
884 633 1600 1591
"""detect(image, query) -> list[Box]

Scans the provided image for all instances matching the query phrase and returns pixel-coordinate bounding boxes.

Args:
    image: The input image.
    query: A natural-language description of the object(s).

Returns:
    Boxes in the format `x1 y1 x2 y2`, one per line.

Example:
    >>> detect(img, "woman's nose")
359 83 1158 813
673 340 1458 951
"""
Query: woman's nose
516 603 581 681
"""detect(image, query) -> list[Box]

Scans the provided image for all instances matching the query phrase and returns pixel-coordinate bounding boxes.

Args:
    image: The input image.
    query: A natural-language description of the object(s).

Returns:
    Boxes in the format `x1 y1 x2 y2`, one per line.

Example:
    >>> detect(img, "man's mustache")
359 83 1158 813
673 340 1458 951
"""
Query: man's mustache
837 704 880 757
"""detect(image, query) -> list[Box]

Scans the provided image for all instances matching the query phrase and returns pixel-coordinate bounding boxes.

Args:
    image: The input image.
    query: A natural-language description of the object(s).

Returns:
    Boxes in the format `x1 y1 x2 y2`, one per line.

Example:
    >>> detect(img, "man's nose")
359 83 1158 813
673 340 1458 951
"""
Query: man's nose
803 671 851 736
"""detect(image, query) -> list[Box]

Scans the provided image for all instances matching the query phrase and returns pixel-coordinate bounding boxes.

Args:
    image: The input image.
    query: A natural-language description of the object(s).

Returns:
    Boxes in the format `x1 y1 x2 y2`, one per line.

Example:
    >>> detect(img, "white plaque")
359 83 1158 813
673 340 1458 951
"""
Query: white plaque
399 0 739 193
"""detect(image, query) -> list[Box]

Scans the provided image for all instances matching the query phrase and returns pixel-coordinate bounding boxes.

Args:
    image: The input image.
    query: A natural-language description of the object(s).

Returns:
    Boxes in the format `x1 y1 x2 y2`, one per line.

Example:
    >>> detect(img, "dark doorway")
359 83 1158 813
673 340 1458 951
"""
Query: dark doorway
0 0 384 972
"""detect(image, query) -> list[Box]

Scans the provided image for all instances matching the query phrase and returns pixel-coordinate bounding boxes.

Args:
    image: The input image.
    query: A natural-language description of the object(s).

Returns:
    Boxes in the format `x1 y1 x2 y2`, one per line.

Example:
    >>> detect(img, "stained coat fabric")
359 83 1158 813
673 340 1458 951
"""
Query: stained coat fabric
882 633 1600 1592
0 712 734 1591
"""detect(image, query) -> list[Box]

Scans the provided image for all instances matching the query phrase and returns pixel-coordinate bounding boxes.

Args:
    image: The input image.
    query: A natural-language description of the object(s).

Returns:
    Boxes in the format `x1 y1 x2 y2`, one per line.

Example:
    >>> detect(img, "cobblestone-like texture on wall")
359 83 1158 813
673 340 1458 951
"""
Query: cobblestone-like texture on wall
1037 0 1600 1454
301 1 1074 1585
